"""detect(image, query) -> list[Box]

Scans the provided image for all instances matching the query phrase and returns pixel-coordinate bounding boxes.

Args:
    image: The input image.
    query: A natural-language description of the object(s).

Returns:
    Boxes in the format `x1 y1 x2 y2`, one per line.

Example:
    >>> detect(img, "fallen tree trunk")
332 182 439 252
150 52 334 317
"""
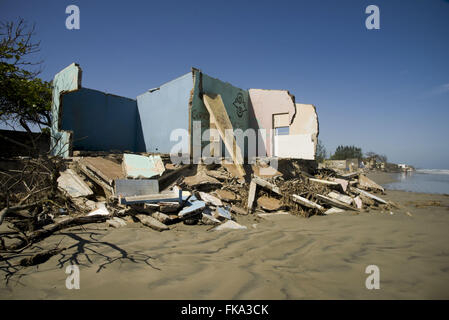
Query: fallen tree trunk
20 247 66 266
3 215 109 251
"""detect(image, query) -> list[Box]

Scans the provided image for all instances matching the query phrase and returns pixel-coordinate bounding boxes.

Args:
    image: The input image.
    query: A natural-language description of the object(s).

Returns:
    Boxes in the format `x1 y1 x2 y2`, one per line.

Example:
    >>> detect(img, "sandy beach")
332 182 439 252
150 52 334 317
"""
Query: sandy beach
1 172 449 300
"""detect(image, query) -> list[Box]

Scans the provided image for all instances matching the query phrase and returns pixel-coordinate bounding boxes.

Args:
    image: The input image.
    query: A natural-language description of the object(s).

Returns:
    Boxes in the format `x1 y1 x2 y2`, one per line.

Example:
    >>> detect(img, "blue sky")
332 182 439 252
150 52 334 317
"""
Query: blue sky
1 0 448 169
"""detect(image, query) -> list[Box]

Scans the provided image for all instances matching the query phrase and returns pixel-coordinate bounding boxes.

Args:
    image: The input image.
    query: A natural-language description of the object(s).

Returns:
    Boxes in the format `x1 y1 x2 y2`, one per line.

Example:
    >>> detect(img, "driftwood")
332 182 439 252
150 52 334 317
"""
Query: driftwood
19 247 66 266
3 215 109 251
0 201 42 225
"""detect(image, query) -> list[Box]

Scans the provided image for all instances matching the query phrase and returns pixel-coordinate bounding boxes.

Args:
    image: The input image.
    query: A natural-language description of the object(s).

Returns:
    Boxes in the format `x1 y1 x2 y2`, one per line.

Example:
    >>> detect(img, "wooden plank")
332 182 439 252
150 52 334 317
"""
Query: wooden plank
202 93 245 178
308 178 340 186
315 193 359 211
252 176 282 195
292 194 325 211
354 188 387 204
247 180 257 211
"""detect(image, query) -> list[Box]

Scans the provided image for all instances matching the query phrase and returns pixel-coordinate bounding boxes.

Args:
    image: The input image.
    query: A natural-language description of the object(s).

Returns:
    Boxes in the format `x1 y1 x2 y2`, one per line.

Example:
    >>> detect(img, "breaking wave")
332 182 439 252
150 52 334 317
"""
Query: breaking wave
416 169 449 175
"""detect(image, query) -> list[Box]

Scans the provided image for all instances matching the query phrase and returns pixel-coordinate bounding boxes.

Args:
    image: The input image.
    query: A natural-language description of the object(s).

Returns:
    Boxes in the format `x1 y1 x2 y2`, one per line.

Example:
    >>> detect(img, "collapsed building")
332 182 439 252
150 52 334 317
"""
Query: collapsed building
50 63 319 165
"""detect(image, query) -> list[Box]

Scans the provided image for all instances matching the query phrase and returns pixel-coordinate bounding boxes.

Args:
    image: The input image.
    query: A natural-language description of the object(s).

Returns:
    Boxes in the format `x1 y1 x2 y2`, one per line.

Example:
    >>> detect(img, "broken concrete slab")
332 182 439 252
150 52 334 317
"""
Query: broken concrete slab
120 188 182 205
87 205 110 216
77 157 125 195
328 191 353 205
57 169 93 198
159 202 180 213
213 220 247 231
150 211 172 224
136 214 169 231
122 154 165 179
178 200 206 218
214 189 238 202
106 217 127 228
183 171 222 190
114 179 159 198
354 196 363 209
257 196 282 211
358 174 385 193
253 176 282 195
257 211 290 218
230 205 248 215
201 213 221 225
324 207 345 215
205 170 229 181
330 178 349 192
292 194 325 212
315 194 358 211
213 206 232 221
198 192 223 206
354 188 387 204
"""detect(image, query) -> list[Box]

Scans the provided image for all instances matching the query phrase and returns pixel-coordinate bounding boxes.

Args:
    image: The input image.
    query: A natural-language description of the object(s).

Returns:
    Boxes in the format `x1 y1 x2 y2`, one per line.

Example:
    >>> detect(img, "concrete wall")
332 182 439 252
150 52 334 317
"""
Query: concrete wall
136 73 192 154
60 88 143 152
288 103 319 160
248 89 296 157
50 63 82 157
191 70 250 157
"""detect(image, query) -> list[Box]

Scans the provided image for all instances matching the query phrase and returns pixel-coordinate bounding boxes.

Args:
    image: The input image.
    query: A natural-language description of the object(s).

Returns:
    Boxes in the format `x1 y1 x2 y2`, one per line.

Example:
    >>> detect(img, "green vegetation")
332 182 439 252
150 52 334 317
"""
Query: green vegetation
0 18 51 133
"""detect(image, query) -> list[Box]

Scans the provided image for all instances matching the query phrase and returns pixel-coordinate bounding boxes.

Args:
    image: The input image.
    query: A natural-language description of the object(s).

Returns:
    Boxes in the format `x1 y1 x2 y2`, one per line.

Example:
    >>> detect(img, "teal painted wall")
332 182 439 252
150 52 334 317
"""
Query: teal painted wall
190 70 250 157
50 63 82 157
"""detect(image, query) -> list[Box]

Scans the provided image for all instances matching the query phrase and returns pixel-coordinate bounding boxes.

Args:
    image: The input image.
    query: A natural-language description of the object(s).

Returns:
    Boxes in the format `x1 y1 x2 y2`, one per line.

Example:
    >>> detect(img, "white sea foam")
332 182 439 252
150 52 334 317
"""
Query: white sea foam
416 169 449 175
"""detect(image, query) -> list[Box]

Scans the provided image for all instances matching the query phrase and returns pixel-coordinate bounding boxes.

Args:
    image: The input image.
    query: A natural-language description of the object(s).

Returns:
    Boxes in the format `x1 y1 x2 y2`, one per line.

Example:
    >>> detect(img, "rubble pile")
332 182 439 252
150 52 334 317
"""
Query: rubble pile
0 152 397 259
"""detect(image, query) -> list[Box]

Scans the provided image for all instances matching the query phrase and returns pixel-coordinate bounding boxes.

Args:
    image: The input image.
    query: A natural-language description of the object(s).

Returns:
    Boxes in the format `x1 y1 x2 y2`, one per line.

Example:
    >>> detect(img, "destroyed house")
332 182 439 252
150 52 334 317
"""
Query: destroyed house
51 63 319 161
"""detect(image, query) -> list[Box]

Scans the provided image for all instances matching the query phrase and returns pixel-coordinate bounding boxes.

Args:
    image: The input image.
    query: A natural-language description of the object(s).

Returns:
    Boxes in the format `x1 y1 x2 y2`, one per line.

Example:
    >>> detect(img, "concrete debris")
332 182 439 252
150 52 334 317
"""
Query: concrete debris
354 188 387 204
158 202 180 213
214 189 238 202
122 154 165 179
201 213 221 225
183 171 222 190
135 214 169 231
151 211 172 224
292 194 325 212
257 196 282 211
358 174 385 193
324 207 346 215
354 196 363 209
77 157 124 195
315 194 358 211
178 200 206 218
87 205 110 216
198 192 223 206
230 205 248 215
106 217 127 228
327 191 353 205
213 206 232 221
213 220 247 231
114 179 159 198
120 188 182 205
57 169 93 198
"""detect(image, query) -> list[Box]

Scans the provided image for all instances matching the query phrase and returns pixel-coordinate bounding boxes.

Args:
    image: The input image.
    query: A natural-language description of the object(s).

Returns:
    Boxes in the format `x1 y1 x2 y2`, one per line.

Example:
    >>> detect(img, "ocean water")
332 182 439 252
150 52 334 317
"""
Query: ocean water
383 169 449 194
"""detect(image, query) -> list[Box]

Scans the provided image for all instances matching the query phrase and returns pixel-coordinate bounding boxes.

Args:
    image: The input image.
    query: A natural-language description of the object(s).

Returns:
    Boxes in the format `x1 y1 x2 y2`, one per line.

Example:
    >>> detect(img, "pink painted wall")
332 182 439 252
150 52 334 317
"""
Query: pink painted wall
248 89 296 156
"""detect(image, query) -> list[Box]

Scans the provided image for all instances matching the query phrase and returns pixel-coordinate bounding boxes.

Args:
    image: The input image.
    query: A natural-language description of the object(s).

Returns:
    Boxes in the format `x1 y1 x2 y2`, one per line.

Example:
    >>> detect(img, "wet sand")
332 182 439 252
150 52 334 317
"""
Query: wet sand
1 175 449 299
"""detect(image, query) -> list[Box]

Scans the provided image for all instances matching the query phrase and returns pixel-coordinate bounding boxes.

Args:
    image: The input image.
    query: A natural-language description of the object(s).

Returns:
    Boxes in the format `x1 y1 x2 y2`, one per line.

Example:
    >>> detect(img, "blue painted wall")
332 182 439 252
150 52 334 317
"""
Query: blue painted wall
136 73 192 154
60 88 144 152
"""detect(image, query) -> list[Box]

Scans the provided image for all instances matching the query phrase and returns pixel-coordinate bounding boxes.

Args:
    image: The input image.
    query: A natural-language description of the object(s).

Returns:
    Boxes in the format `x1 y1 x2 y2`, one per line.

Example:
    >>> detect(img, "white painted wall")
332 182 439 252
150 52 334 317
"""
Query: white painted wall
274 134 315 160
